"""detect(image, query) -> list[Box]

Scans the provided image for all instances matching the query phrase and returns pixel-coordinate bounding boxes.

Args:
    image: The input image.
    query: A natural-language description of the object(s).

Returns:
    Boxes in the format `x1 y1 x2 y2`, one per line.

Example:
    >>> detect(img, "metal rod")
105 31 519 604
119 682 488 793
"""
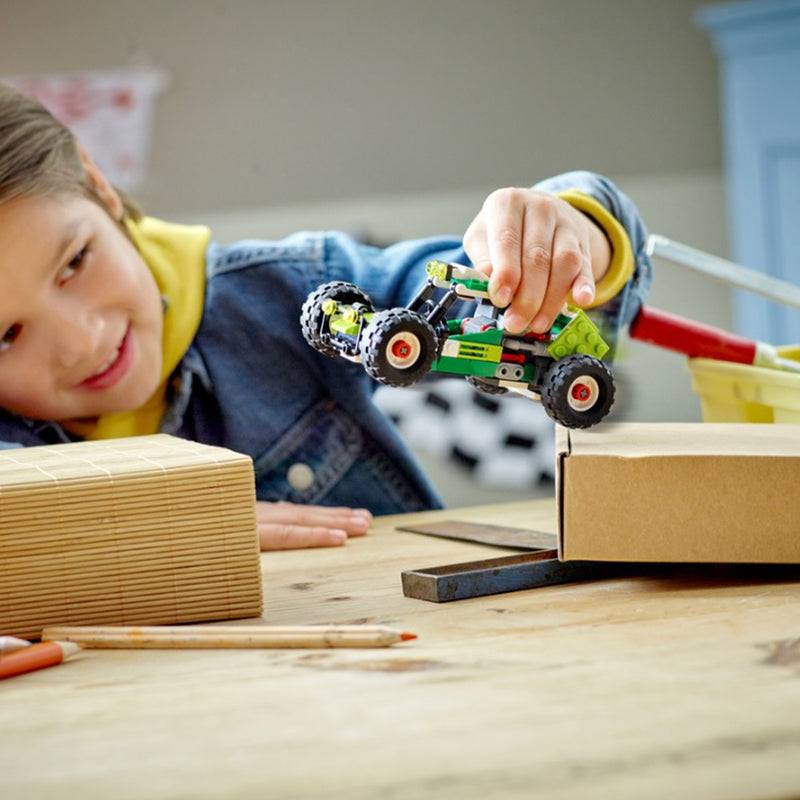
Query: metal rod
646 234 800 311
401 551 625 602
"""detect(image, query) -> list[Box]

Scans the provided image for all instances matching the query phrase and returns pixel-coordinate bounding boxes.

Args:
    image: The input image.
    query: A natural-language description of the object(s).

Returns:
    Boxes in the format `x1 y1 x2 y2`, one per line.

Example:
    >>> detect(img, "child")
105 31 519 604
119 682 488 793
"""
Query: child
0 82 651 549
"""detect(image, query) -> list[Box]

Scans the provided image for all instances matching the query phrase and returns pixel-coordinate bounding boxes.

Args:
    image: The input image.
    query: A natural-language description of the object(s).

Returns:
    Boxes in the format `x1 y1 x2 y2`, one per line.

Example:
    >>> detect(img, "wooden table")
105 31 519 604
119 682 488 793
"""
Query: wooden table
3 499 800 800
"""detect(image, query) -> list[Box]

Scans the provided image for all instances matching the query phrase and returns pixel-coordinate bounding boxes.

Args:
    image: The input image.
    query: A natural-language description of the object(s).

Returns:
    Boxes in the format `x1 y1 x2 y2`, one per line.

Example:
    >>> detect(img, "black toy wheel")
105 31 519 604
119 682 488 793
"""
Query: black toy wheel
539 354 615 428
300 281 373 356
359 309 437 386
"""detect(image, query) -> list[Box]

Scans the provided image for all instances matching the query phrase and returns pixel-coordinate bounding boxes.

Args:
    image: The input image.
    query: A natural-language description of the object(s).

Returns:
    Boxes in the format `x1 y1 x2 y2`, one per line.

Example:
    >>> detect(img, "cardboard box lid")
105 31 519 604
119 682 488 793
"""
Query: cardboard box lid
557 422 800 459
556 423 800 564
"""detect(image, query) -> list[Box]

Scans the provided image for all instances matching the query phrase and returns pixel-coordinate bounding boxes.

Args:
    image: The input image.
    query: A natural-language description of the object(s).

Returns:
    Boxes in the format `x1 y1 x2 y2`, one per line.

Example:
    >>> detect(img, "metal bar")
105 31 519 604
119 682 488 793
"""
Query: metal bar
396 520 558 550
646 234 800 311
401 551 624 602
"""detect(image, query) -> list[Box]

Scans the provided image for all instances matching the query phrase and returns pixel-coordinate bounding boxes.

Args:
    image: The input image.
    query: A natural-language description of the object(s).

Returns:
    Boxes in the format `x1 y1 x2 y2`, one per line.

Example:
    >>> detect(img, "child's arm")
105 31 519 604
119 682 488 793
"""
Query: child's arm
256 501 371 550
463 187 613 334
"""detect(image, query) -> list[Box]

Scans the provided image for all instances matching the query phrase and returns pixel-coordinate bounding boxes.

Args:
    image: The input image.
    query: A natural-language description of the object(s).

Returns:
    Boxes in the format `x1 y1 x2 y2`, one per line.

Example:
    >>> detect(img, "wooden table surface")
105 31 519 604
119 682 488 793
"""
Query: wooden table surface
2 498 800 800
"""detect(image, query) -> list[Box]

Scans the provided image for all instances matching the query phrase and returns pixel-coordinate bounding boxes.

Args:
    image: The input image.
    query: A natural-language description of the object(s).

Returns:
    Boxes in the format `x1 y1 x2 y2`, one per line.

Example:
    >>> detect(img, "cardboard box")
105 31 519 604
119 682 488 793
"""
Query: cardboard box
556 422 800 564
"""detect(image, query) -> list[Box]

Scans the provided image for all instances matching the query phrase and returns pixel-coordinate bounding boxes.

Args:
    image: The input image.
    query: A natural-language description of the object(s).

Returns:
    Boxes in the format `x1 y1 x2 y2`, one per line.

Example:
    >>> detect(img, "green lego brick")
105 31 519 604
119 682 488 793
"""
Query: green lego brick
547 308 609 360
431 357 536 383
329 309 373 337
450 328 504 345
550 311 572 336
456 278 490 292
442 340 503 362
426 260 490 293
432 357 499 378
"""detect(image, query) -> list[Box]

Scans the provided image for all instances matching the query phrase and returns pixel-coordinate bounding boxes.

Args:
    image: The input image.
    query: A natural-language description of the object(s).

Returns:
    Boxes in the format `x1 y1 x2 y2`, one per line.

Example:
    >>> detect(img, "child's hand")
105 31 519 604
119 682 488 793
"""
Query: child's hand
256 500 372 550
463 188 612 334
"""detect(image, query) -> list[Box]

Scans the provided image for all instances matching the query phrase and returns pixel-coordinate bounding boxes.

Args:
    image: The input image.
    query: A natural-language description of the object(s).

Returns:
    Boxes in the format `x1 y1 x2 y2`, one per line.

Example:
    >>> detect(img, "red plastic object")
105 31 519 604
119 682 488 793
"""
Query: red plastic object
629 306 757 365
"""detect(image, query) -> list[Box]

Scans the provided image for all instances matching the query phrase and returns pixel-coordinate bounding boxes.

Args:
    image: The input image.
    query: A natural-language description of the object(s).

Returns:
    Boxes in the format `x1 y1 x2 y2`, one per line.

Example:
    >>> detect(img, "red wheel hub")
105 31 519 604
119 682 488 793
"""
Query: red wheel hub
391 340 411 359
571 383 591 402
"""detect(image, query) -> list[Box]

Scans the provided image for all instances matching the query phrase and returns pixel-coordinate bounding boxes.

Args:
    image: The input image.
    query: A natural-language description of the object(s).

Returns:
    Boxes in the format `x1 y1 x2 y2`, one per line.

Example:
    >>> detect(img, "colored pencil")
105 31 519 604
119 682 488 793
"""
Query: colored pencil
0 636 31 653
43 625 417 649
0 641 81 680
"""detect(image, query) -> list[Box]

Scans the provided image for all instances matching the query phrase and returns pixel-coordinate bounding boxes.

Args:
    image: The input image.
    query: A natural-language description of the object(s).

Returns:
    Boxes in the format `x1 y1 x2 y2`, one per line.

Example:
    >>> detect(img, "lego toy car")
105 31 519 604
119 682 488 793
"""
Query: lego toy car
300 260 615 428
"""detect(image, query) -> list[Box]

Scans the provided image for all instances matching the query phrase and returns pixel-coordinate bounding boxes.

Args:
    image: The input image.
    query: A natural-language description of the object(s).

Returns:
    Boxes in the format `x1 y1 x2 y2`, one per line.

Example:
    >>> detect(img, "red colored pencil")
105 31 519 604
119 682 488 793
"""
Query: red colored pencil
0 640 81 680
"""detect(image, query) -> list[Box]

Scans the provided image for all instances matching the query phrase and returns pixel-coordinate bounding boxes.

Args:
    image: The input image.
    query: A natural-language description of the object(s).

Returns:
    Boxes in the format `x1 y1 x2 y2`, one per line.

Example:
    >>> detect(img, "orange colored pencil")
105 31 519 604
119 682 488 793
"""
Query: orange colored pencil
0 641 81 680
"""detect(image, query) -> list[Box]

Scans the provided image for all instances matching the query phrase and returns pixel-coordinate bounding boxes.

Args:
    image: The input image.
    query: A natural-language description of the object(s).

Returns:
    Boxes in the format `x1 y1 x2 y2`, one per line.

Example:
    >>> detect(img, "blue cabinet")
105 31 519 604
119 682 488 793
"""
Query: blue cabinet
698 1 800 344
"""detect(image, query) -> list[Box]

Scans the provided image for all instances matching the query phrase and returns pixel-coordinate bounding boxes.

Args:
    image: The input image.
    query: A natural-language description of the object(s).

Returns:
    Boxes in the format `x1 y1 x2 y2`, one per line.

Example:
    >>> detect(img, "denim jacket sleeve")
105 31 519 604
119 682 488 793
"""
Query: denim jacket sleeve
316 169 650 350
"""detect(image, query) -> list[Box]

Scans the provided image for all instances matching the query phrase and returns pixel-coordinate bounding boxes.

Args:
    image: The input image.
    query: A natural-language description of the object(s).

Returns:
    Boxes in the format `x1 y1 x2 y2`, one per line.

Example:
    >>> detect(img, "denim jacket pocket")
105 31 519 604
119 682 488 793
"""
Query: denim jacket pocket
253 398 363 504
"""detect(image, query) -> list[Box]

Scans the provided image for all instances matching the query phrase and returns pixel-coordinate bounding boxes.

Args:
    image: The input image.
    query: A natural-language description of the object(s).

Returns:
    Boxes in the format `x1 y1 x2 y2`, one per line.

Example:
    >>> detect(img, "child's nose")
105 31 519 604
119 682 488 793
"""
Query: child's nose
52 306 105 369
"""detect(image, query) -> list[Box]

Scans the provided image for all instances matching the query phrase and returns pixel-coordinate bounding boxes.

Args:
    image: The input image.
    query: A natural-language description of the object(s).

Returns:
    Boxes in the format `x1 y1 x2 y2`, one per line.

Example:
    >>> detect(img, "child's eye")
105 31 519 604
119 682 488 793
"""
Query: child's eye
59 246 89 284
0 324 21 353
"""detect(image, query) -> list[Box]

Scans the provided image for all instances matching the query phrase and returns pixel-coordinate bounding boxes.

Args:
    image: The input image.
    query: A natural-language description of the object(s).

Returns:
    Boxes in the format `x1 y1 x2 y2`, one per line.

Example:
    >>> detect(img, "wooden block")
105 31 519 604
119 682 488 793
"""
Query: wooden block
0 435 263 639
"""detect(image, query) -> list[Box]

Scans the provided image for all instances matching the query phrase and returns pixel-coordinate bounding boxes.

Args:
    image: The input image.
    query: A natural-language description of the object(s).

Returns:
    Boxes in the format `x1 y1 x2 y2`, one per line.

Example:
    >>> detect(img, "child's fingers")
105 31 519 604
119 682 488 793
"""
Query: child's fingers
501 195 558 333
462 215 492 277
464 189 599 334
256 501 371 550
528 229 592 332
258 523 349 550
261 500 371 528
569 246 596 308
471 189 529 309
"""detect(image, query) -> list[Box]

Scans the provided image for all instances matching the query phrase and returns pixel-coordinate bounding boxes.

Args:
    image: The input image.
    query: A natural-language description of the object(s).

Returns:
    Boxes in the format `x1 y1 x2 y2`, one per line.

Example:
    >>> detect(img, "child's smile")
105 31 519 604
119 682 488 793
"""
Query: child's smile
0 193 164 424
76 323 134 391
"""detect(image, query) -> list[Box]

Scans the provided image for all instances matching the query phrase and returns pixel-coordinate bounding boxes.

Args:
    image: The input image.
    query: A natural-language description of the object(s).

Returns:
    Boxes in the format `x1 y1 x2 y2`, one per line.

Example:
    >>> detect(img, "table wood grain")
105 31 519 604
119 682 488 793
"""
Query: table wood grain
2 499 800 800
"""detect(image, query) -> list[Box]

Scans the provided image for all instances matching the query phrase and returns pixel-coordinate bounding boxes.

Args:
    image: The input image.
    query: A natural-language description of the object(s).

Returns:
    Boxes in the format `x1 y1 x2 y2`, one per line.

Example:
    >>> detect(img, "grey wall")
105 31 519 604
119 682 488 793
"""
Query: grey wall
1 0 722 217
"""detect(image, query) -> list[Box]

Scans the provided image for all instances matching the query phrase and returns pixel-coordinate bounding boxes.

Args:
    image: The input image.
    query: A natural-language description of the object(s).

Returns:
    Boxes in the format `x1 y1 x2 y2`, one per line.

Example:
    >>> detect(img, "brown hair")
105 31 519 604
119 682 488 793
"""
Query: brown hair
0 81 141 219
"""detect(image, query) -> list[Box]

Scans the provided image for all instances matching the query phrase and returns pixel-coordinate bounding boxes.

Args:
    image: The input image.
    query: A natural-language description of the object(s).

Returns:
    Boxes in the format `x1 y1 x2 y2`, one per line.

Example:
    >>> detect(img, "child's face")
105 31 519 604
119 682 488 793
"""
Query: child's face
0 192 164 423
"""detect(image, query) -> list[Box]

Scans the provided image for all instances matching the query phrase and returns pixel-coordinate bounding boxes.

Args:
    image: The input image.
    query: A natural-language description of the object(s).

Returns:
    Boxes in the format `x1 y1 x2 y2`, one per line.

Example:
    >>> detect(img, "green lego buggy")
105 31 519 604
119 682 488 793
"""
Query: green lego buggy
300 260 615 428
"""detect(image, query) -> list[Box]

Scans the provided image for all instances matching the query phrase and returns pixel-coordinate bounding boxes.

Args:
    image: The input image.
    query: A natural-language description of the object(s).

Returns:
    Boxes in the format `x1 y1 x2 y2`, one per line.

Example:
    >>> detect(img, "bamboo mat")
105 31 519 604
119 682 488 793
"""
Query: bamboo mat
0 435 263 640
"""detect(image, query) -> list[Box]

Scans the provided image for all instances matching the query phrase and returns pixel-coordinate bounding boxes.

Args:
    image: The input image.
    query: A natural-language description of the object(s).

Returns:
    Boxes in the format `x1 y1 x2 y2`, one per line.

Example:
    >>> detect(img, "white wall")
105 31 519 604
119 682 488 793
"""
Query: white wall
2 0 722 215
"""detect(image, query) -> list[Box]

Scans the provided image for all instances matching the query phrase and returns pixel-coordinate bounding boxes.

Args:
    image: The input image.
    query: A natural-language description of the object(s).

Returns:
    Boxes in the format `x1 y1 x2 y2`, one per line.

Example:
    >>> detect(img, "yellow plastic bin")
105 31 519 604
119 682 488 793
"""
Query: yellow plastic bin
688 346 800 423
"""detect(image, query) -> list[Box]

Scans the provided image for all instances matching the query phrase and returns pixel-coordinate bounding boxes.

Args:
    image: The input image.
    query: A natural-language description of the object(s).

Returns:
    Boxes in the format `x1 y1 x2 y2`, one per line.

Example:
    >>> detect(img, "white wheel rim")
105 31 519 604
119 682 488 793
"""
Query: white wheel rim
386 332 421 369
567 375 599 411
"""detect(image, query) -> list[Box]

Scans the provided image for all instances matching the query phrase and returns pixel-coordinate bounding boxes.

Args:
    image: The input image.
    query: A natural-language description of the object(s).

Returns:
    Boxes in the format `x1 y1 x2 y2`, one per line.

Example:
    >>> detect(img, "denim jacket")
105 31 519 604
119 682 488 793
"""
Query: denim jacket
0 172 651 514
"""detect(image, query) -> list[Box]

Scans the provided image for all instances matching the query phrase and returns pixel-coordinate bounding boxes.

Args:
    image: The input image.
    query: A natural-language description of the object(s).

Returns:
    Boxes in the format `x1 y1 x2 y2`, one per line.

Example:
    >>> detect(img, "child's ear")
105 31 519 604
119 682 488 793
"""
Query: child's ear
77 143 124 220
